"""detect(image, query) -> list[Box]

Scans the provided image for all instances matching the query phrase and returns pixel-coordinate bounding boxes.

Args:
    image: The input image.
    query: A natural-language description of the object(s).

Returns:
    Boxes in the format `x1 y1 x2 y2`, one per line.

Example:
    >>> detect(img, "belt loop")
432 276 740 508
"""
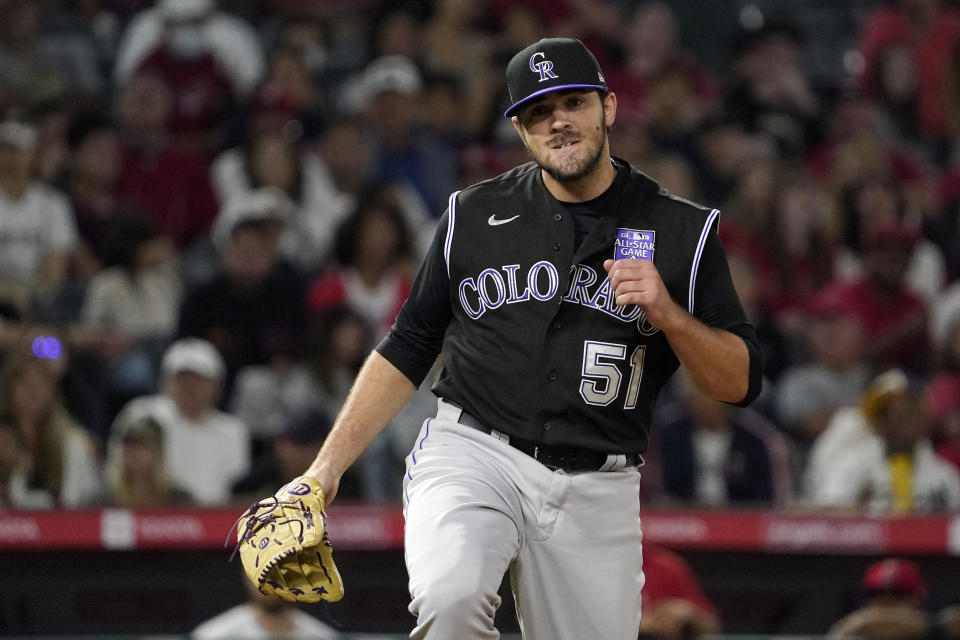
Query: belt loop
490 429 510 445
598 453 629 472
437 398 463 422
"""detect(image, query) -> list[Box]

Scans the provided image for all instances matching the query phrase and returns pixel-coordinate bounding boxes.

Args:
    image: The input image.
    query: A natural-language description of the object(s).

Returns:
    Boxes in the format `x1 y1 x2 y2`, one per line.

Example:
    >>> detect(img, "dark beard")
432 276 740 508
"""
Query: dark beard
529 114 608 184
539 139 606 183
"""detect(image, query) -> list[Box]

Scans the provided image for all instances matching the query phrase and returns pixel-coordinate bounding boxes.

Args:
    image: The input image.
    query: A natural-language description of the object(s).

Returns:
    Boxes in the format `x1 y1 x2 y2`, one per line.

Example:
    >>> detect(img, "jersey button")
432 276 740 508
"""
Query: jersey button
548 371 558 382
552 242 561 251
543 420 552 431
553 320 562 329
553 213 562 221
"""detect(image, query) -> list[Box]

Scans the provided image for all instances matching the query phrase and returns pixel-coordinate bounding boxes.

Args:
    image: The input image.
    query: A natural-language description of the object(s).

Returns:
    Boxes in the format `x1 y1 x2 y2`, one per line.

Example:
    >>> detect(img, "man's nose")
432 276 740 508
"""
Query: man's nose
548 110 573 131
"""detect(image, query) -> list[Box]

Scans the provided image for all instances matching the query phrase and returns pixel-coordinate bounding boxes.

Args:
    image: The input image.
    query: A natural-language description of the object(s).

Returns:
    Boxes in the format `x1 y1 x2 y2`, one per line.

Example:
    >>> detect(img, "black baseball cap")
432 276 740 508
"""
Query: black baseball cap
504 37 608 118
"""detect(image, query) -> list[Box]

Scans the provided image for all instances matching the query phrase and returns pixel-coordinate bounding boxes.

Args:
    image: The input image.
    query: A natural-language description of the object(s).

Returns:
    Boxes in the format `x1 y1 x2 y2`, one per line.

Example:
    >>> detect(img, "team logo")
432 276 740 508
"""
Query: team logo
286 482 312 496
529 52 558 82
614 228 655 261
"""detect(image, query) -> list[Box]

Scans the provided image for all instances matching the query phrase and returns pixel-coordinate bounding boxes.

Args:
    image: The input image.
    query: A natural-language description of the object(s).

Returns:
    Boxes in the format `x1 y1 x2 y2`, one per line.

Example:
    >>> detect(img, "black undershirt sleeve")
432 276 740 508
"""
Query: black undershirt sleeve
375 212 453 387
691 219 763 406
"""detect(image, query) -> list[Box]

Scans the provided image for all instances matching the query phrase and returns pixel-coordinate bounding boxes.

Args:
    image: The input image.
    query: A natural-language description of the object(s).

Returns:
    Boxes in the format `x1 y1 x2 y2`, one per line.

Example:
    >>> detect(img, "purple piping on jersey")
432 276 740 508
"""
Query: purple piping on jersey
443 191 460 278
688 208 720 314
504 84 605 117
404 418 432 504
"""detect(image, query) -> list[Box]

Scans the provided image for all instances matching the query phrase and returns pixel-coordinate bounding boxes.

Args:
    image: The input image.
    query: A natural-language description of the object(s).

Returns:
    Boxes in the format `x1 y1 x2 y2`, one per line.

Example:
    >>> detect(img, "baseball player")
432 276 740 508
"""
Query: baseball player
305 38 762 639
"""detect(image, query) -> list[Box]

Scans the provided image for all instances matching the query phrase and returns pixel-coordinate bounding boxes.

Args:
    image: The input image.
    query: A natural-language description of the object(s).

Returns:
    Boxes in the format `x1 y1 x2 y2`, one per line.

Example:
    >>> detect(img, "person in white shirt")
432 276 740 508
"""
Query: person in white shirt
806 370 960 513
0 117 77 313
110 337 250 505
192 575 336 640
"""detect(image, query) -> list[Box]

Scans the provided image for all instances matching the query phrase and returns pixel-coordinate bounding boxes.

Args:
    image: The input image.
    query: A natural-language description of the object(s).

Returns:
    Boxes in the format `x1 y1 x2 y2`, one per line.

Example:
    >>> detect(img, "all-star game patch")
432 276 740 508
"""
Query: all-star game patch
614 228 656 261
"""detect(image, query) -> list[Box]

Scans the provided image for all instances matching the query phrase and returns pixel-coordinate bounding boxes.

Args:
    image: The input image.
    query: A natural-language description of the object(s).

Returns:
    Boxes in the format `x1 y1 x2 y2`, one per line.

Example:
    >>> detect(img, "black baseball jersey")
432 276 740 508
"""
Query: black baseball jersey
377 158 761 454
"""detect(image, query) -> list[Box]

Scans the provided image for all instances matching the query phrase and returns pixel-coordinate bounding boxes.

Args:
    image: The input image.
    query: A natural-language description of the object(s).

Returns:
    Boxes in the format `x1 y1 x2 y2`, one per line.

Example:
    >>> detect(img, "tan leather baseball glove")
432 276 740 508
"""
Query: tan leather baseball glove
235 475 344 603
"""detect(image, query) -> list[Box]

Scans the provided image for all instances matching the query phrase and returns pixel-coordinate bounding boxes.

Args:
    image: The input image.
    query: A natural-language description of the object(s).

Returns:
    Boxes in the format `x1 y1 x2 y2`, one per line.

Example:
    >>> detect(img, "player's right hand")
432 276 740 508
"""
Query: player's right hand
603 258 683 330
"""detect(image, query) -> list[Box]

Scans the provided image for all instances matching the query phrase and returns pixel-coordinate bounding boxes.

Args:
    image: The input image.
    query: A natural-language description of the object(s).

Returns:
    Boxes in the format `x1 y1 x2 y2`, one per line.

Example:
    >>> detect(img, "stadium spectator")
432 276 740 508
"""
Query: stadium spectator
120 0 239 153
726 251 790 388
828 557 931 638
835 176 946 304
656 375 792 507
192 572 335 639
806 369 960 513
639 543 722 638
732 167 841 327
816 220 930 374
179 189 307 397
77 214 181 405
0 412 48 509
0 347 101 508
227 342 323 454
610 2 718 128
856 0 960 144
307 305 372 413
774 290 872 446
0 115 78 316
691 109 754 209
349 54 457 216
63 114 146 275
924 316 960 473
110 338 249 505
250 44 328 142
0 0 102 114
231 402 362 503
306 184 416 341
113 68 219 248
102 414 191 507
211 123 352 273
725 19 822 158
114 0 264 98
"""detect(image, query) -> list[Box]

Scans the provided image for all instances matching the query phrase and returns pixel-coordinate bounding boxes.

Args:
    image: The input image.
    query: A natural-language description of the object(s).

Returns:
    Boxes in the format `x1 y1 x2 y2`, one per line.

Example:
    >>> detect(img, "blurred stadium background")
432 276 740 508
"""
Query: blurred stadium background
1 0 960 637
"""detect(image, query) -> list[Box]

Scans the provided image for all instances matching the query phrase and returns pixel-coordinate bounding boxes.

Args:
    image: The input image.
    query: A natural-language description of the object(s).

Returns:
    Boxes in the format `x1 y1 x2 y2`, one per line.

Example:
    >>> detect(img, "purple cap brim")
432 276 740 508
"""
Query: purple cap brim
504 83 605 117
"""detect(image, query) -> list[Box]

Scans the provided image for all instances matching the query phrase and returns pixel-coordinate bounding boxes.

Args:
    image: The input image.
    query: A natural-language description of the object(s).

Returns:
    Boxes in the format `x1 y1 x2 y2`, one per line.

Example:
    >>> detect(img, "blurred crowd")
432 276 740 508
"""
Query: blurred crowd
1 0 960 515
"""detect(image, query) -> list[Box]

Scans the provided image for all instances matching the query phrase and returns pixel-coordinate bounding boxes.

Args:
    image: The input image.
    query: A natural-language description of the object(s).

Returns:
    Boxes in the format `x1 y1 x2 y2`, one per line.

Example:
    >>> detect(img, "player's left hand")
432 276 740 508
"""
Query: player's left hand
603 258 683 330
234 475 344 603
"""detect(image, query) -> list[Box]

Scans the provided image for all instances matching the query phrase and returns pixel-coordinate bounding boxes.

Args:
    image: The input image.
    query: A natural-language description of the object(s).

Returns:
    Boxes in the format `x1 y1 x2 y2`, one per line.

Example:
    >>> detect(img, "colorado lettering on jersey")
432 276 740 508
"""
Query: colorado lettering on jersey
457 262 660 335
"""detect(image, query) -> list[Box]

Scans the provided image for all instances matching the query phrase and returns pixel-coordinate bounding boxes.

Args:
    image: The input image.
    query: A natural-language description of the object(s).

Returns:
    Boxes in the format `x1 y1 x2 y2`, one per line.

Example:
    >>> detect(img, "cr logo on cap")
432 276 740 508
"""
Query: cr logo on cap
529 52 558 83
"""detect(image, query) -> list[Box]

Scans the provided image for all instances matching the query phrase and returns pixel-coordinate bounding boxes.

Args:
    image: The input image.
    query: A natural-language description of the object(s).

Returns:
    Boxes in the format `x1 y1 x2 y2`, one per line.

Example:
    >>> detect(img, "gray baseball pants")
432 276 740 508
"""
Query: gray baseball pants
402 399 644 639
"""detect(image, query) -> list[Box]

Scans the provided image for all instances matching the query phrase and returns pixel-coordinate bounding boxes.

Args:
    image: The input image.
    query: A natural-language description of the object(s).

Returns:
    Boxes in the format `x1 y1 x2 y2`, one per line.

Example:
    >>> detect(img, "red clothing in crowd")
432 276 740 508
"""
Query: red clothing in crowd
817 278 927 371
136 46 235 142
857 4 960 139
306 268 412 340
114 141 219 247
641 543 719 619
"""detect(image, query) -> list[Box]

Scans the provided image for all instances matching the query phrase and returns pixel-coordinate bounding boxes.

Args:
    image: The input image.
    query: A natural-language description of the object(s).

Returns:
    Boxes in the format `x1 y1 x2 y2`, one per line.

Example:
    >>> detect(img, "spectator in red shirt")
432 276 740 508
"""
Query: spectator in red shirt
113 69 218 248
817 221 929 373
857 0 960 143
640 543 721 638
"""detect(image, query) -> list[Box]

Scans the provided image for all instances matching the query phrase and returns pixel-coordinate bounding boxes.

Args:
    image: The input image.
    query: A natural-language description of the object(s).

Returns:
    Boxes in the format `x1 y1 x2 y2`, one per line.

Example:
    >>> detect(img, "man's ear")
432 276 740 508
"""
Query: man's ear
512 115 525 142
603 91 617 128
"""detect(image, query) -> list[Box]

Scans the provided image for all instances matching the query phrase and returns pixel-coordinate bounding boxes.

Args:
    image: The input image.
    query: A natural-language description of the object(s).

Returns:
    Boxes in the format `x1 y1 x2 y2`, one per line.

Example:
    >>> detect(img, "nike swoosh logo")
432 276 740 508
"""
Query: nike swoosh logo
488 214 520 226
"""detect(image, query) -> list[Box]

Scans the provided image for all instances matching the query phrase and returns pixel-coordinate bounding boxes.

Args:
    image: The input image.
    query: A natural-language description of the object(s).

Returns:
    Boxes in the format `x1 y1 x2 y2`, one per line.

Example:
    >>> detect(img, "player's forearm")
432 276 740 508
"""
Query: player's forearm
306 350 417 491
660 309 750 404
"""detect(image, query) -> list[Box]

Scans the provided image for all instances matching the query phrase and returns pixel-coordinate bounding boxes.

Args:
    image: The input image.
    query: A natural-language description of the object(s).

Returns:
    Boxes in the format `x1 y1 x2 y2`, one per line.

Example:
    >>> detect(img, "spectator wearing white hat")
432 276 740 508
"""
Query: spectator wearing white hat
345 54 457 222
114 0 264 97
109 338 250 505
